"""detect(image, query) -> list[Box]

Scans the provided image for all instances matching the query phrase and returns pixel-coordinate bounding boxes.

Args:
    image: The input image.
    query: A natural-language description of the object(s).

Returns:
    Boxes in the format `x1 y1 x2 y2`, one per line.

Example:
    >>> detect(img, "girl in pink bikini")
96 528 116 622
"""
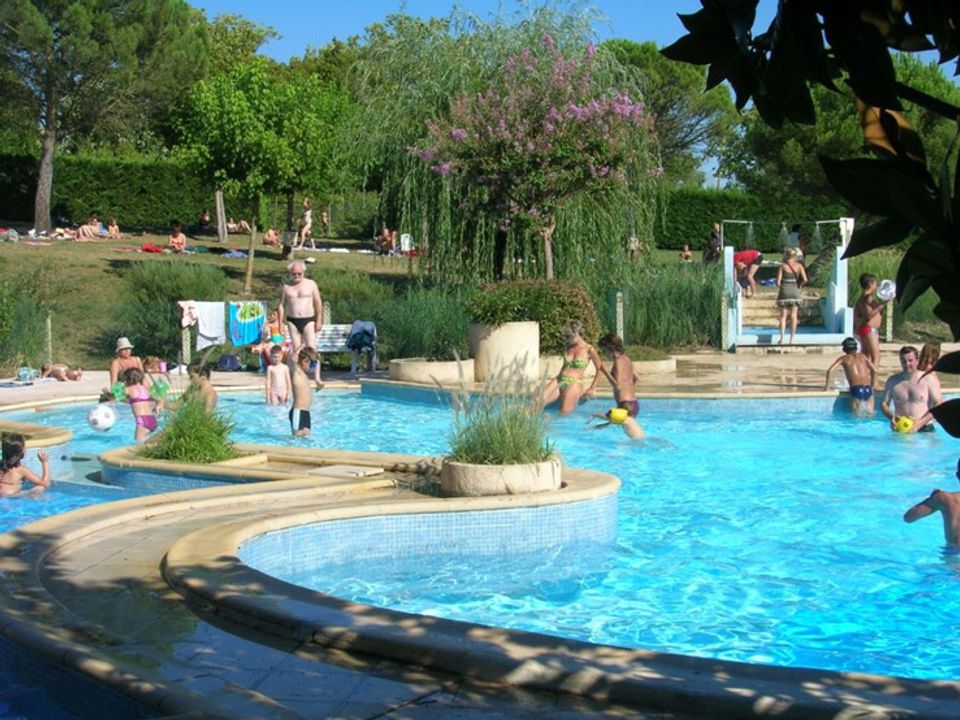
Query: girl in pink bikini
122 367 158 442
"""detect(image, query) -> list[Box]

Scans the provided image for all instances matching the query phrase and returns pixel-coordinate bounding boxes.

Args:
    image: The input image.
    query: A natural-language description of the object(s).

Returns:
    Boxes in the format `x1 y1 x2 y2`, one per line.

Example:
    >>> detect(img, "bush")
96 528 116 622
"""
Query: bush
0 264 63 369
623 263 723 348
113 262 230 359
141 392 238 463
655 187 848 252
448 383 554 465
308 266 394 322
377 286 470 361
467 280 601 354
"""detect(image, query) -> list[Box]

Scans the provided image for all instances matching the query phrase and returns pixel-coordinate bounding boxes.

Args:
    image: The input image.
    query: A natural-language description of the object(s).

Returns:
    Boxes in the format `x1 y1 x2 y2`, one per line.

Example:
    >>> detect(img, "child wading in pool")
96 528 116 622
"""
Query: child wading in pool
123 367 158 442
591 333 645 439
0 433 51 497
289 347 316 437
824 337 879 416
265 345 291 406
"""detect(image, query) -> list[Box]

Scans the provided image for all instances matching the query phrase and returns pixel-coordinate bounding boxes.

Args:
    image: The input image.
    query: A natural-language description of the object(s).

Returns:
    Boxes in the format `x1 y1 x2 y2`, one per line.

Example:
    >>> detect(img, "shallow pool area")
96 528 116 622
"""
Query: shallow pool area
5 389 960 684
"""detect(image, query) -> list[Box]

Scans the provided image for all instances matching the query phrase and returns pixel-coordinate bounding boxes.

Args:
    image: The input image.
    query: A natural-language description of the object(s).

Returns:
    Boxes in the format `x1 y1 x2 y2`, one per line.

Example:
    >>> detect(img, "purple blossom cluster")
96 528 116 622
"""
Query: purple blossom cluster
411 34 658 228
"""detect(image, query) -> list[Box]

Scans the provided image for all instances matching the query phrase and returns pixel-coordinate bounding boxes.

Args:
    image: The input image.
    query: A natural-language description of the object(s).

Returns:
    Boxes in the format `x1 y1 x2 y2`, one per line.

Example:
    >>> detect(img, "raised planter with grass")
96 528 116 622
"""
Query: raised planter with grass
441 383 559 497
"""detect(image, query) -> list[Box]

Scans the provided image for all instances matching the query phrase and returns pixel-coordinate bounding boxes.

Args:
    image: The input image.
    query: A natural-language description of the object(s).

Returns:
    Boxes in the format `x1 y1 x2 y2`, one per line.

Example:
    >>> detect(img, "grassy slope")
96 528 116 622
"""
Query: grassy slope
0 231 413 370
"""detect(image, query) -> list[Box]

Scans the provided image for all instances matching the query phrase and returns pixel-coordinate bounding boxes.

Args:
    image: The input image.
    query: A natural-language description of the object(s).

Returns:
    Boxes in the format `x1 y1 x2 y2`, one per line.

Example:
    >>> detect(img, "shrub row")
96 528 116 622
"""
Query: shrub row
653 187 849 252
467 280 601 354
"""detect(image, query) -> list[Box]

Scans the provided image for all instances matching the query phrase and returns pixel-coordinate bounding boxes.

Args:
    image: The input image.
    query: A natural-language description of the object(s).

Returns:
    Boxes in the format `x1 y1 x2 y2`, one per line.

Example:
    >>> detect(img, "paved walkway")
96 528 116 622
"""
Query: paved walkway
2 342 957 410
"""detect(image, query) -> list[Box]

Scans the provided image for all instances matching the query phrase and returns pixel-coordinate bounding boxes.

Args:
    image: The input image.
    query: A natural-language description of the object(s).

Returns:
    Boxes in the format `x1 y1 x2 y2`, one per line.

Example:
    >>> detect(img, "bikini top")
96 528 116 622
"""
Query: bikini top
563 355 588 370
127 387 151 403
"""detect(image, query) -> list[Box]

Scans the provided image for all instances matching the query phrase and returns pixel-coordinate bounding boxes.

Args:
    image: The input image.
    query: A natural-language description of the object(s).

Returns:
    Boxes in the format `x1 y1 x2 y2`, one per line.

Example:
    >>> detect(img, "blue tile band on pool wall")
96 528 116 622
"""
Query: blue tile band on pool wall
0 635 157 719
239 494 618 578
21 443 71 481
100 466 236 493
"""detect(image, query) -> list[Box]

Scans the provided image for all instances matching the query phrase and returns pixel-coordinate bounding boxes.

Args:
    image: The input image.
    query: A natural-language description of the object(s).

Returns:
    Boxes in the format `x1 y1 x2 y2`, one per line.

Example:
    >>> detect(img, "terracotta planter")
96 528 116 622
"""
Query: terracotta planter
388 358 474 386
440 457 561 497
468 321 539 383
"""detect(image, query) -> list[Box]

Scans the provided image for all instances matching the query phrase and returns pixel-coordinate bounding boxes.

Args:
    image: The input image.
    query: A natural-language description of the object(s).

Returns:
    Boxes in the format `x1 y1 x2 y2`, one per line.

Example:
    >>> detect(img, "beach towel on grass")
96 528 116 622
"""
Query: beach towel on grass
196 302 225 350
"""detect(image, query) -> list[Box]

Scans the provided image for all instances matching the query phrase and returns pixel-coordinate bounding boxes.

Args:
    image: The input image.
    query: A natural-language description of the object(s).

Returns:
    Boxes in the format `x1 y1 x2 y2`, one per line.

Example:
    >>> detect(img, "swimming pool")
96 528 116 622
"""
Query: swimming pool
6 390 960 682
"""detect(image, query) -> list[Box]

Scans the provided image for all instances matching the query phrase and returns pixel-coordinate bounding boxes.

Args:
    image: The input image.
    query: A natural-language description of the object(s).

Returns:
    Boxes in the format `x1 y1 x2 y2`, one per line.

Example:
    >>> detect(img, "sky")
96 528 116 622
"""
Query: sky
188 0 779 62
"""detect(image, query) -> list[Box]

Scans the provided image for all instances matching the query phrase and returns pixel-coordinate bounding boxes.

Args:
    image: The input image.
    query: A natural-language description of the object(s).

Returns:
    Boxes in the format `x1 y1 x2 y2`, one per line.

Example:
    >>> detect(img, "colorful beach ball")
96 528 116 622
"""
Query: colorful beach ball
607 407 629 424
87 403 116 432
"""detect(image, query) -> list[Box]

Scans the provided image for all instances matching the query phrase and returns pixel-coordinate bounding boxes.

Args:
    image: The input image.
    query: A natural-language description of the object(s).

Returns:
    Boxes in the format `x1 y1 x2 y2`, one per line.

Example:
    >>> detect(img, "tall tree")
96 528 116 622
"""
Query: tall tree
0 0 208 230
720 54 960 207
417 36 653 280
206 12 278 75
602 39 736 186
176 59 350 292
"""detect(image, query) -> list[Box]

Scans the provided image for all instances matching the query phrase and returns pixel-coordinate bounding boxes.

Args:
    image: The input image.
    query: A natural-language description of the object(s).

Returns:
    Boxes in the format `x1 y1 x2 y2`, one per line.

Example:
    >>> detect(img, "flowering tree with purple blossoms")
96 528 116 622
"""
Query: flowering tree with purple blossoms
416 35 653 280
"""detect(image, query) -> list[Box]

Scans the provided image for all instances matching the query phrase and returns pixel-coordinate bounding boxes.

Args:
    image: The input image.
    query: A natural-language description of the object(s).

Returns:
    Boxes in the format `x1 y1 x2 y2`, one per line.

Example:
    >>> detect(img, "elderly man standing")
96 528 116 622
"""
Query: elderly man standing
279 260 324 386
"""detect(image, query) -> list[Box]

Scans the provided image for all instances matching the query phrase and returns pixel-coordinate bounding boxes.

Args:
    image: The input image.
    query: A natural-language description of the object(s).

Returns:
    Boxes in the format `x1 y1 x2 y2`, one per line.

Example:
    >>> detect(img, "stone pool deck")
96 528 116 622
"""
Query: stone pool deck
1 343 959 720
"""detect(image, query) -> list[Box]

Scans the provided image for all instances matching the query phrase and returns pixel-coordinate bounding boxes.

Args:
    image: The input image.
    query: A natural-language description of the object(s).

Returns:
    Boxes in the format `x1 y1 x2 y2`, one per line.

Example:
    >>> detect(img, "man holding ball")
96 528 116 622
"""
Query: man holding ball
881 345 941 432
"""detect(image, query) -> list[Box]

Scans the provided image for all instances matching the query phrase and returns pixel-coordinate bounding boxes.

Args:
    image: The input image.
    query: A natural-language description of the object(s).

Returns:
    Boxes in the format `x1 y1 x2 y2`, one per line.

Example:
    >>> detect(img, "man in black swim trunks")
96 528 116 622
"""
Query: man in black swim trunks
279 259 323 384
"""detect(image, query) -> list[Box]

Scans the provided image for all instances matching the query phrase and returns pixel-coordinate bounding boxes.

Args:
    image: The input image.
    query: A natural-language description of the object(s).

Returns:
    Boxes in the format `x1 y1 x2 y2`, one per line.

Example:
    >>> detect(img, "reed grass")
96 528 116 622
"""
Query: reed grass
448 376 554 465
141 392 238 463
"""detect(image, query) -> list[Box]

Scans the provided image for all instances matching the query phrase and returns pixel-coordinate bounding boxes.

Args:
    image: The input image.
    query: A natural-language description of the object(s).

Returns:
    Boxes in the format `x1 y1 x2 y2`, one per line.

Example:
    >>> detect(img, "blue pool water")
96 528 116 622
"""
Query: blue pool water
5 391 960 682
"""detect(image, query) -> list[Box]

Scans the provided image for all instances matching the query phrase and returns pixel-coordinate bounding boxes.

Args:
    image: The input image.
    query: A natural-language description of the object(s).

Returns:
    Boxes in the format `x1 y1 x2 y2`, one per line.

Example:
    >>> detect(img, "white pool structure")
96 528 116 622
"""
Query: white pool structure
1 381 960 719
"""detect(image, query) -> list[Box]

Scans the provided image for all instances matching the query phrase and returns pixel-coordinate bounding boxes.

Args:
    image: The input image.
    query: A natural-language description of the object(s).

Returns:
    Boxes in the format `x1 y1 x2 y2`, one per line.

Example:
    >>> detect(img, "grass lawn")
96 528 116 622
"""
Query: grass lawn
0 229 415 370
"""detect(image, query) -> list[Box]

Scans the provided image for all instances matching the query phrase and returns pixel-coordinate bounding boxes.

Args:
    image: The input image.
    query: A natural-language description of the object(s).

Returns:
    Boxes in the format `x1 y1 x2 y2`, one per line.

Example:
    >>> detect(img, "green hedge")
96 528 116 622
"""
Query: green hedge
654 187 849 252
467 280 601 354
0 153 214 229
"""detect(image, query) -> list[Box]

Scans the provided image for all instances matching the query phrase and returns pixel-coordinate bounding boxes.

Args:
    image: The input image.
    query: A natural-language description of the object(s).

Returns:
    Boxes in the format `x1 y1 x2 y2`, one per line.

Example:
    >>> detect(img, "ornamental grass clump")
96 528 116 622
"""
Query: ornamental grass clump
447 379 554 465
141 392 238 463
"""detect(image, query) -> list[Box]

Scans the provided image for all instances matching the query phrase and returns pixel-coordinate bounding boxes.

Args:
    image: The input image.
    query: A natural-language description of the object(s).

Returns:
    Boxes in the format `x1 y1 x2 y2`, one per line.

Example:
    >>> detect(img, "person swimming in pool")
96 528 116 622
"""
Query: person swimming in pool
542 320 602 415
592 333 644 438
824 337 878 416
0 433 50 498
904 458 960 546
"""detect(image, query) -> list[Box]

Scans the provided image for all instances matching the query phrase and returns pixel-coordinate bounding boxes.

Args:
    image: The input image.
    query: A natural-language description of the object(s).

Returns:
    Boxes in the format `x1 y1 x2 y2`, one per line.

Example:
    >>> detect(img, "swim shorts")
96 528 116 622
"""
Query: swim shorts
855 325 877 338
849 385 873 401
289 408 311 433
618 399 640 418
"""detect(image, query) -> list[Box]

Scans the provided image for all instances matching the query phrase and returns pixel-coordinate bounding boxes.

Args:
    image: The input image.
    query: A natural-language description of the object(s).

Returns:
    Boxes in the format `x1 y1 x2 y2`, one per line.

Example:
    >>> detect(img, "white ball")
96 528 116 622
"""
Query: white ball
876 279 896 302
87 403 116 432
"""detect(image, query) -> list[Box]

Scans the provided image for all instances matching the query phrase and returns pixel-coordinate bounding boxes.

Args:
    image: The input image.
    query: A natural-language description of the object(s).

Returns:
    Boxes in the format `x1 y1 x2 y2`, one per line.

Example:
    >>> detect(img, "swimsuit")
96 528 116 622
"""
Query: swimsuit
135 415 158 432
287 317 315 334
557 354 589 393
289 408 311 433
856 325 878 337
849 385 873 401
618 399 640 417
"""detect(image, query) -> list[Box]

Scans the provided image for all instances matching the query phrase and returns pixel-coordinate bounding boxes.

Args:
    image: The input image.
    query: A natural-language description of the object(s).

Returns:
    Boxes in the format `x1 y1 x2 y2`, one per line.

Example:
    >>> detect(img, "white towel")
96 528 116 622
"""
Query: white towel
196 302 225 350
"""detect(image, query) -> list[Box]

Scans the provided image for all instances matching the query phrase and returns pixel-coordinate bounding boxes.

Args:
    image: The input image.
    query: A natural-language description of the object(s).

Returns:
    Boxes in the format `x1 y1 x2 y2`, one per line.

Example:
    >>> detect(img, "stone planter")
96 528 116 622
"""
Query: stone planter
468 321 539 383
388 358 474 386
440 457 561 497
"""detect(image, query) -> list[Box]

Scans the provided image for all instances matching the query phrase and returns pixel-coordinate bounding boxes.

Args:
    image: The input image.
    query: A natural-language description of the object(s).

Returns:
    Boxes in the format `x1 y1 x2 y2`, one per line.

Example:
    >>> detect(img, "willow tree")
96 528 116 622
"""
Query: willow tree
341 7 662 284
416 37 652 280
